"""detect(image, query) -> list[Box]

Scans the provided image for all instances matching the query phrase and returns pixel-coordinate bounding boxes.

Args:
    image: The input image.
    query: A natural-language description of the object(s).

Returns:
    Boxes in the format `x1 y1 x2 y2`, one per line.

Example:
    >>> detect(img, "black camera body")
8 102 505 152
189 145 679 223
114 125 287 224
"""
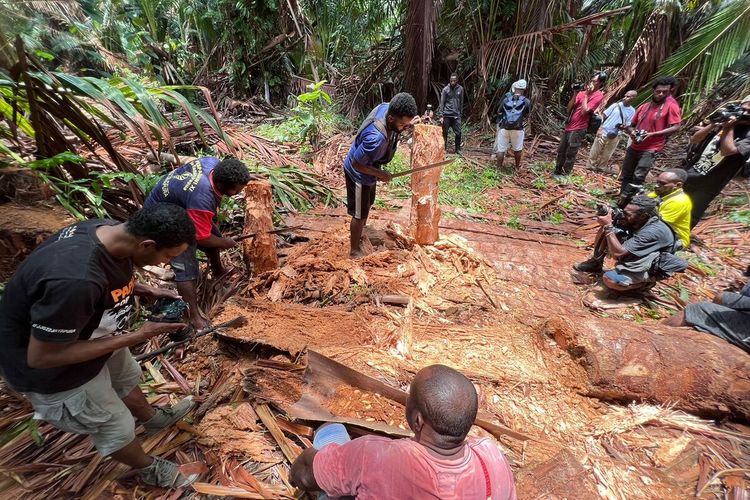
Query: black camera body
148 298 193 342
709 104 750 123
571 83 585 91
596 204 625 227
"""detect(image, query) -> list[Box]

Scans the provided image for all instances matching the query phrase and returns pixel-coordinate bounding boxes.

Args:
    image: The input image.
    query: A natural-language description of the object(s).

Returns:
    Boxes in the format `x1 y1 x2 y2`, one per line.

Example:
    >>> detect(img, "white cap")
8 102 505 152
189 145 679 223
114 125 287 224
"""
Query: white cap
742 95 750 104
512 79 528 91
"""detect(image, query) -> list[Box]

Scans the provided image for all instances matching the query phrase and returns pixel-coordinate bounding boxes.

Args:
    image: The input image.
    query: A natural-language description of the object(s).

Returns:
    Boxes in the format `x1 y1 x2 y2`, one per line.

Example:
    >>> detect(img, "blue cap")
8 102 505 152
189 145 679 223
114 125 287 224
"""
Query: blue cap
313 423 351 450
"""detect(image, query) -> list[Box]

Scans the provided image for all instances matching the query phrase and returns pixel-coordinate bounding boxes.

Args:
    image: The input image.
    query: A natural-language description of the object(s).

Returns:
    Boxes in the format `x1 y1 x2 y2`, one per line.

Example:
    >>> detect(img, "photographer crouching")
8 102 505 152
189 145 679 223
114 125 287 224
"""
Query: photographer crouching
683 95 750 227
574 195 686 293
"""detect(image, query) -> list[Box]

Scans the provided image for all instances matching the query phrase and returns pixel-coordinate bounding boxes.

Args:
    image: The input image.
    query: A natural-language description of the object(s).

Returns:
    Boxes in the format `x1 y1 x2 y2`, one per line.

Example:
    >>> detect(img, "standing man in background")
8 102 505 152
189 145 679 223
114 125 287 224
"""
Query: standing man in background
587 90 637 172
438 74 464 154
495 79 531 171
618 76 682 206
553 72 607 180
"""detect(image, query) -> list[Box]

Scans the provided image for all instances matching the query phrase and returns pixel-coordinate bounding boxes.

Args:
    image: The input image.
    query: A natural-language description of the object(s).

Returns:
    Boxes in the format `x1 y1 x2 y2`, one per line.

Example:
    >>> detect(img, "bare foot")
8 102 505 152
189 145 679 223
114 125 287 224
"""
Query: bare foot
191 315 209 331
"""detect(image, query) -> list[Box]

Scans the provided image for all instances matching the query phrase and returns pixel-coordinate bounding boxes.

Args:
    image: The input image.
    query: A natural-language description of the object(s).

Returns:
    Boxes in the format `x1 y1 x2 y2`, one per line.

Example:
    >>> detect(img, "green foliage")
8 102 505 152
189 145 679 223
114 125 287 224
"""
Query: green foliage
293 81 333 147
532 176 547 189
652 1 750 113
548 212 564 224
255 83 346 146
728 209 750 226
385 157 501 212
506 216 524 230
244 160 338 216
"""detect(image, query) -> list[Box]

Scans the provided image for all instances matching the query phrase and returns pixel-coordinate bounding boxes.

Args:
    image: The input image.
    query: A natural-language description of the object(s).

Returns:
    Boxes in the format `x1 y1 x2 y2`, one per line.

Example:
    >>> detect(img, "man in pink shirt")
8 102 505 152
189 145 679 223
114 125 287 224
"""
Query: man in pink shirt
290 364 517 499
553 72 607 179
618 76 682 206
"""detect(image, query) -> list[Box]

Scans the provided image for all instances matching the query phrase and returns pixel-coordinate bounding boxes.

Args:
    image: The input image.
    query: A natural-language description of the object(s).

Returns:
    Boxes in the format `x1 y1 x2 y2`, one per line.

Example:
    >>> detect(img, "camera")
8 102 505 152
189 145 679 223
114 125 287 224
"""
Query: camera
596 204 624 226
633 129 649 143
708 104 750 123
148 298 193 342
571 83 585 91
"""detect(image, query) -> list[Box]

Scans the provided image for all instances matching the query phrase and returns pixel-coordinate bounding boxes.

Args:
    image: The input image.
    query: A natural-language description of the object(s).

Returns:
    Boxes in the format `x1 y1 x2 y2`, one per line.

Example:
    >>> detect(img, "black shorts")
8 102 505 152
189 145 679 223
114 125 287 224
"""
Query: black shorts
345 170 377 220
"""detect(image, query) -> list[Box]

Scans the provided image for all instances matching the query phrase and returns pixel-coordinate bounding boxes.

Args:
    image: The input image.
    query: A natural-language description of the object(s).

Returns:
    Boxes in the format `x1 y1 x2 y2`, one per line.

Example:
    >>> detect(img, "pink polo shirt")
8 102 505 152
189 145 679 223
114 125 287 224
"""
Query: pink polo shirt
313 436 517 499
565 90 604 132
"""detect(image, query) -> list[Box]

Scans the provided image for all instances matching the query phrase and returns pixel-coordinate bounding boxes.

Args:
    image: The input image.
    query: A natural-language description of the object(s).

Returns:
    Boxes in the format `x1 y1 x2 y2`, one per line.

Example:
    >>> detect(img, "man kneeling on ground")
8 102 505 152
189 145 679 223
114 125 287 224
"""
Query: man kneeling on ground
0 204 201 488
574 195 682 292
290 364 517 499
664 281 750 354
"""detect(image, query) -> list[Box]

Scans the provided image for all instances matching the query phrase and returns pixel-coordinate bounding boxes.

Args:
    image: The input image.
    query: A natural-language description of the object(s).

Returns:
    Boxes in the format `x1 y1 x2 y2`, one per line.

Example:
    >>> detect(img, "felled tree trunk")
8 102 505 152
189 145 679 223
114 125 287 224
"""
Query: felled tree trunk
410 124 444 245
242 180 278 273
542 316 750 419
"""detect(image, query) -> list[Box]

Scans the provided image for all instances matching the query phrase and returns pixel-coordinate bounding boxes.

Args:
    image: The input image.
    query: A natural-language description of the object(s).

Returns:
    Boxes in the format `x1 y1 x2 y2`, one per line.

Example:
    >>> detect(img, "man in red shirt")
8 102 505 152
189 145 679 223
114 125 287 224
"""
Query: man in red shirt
553 72 607 179
290 364 517 499
618 76 682 206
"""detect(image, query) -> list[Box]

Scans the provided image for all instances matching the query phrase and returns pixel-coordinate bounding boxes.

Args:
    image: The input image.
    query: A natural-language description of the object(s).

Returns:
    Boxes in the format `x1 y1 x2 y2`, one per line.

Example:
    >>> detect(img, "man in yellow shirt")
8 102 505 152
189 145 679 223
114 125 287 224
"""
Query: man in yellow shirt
652 169 692 248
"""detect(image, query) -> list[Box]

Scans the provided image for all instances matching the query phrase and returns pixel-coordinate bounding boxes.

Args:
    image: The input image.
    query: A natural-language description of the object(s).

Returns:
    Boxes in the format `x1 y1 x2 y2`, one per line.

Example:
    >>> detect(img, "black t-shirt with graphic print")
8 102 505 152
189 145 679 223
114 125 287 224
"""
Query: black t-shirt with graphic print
0 219 135 394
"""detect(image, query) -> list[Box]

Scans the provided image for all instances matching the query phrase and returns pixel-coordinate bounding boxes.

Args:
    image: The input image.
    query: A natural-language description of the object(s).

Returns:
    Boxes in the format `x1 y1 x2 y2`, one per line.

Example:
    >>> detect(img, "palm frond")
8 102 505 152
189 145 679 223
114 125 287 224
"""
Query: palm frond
654 0 750 112
479 6 630 84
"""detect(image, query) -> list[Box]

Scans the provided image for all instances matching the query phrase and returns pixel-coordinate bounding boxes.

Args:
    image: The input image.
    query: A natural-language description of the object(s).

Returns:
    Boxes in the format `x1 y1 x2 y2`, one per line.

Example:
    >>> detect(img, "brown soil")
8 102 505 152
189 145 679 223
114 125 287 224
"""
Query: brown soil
0 202 73 280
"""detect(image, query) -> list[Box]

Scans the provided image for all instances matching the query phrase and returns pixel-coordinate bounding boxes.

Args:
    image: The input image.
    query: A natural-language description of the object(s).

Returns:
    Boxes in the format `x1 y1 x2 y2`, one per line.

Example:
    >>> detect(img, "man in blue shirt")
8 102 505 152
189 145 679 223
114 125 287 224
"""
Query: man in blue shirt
587 90 637 171
145 157 252 328
344 93 418 258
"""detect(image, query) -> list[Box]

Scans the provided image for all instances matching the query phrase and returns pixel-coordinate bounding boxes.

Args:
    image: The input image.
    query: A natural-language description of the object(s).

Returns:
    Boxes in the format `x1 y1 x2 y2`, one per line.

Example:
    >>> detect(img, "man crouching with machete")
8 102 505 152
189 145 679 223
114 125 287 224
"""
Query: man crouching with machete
0 204 202 488
344 92 418 258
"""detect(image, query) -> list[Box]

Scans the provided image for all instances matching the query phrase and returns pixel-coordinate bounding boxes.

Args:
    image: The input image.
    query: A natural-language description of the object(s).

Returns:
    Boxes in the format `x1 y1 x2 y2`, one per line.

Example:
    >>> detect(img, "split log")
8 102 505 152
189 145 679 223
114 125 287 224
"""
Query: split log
542 316 750 419
242 180 278 273
410 124 444 245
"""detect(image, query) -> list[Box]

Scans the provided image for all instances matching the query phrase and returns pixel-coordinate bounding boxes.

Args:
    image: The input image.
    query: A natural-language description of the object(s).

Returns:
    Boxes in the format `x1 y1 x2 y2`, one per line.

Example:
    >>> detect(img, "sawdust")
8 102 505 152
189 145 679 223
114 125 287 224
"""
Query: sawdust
215 299 376 356
244 363 304 413
197 403 278 461
323 385 408 430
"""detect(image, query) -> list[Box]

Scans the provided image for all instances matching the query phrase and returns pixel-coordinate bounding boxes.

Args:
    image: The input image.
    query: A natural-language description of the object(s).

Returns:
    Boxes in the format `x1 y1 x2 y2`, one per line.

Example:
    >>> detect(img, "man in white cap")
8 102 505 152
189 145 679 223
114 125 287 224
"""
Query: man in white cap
684 95 750 226
587 90 637 172
494 79 531 170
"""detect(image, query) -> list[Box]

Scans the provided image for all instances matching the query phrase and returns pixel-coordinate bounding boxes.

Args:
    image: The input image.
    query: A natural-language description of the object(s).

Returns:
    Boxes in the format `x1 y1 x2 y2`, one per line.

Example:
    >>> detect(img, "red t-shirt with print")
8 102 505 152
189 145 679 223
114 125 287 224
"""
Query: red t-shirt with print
630 95 682 152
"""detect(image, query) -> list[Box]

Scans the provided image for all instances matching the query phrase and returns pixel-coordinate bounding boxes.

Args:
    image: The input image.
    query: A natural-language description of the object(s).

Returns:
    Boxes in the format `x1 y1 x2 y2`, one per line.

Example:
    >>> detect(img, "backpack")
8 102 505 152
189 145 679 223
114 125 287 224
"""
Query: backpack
649 221 688 280
356 105 399 167
499 93 528 130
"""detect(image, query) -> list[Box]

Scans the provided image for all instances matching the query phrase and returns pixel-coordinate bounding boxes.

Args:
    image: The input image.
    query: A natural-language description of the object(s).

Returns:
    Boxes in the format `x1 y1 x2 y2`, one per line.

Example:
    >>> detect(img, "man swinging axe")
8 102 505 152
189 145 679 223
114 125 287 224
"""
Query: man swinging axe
344 93 418 258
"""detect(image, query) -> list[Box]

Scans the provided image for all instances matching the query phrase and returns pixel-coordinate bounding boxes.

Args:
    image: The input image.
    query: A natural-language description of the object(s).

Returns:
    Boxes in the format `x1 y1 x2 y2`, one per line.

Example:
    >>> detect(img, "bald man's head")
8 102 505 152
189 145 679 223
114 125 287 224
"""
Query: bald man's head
655 168 687 197
406 365 478 445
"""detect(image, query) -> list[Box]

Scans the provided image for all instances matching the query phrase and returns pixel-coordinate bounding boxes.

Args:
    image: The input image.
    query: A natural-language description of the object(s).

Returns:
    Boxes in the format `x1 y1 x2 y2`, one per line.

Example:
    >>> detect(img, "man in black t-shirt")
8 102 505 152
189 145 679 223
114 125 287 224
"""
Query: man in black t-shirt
0 203 202 488
684 96 750 227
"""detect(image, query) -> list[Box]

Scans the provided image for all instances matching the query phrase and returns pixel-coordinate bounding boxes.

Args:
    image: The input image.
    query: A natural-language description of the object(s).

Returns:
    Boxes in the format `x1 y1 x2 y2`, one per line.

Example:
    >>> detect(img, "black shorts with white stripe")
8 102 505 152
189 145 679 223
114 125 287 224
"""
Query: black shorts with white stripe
345 170 377 220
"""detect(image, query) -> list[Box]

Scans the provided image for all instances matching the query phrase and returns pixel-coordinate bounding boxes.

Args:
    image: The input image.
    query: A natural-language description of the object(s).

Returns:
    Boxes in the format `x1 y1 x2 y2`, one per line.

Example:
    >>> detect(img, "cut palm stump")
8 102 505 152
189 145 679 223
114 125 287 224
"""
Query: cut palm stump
242 180 278 273
410 124 444 245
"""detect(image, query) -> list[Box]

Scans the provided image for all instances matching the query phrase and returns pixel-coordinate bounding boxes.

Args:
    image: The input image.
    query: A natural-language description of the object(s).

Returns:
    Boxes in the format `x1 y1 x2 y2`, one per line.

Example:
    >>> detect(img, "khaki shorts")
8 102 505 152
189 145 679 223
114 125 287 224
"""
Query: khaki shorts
23 348 142 456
